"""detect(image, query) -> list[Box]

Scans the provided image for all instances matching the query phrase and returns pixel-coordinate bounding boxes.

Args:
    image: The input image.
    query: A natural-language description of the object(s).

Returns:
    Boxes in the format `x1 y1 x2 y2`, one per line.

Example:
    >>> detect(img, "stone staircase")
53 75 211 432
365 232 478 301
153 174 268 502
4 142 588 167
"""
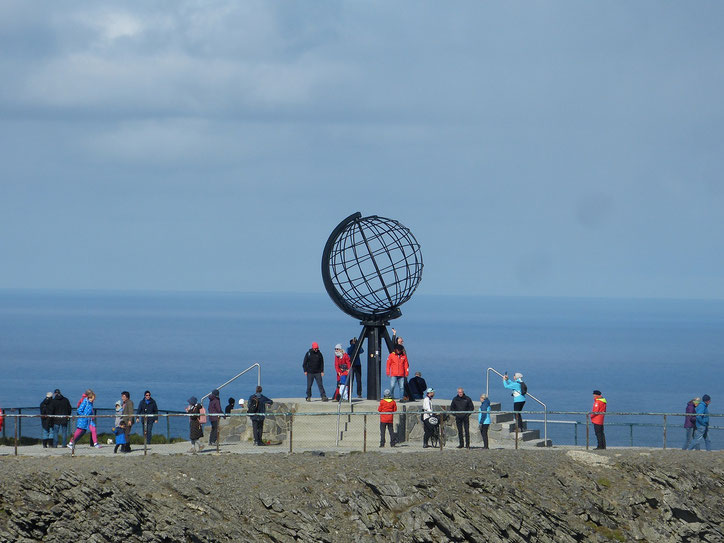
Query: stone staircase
488 402 551 447
217 398 552 449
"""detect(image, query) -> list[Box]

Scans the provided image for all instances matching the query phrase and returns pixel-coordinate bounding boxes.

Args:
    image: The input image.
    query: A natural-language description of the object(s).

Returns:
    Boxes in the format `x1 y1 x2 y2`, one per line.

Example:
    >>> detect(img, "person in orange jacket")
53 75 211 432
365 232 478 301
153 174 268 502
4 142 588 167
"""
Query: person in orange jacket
590 390 607 450
378 389 398 447
386 343 409 401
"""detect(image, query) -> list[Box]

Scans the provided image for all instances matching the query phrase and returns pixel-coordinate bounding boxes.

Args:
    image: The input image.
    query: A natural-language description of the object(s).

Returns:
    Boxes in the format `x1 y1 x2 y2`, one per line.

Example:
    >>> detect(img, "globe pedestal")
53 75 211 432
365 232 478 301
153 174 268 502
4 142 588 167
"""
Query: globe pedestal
348 322 396 401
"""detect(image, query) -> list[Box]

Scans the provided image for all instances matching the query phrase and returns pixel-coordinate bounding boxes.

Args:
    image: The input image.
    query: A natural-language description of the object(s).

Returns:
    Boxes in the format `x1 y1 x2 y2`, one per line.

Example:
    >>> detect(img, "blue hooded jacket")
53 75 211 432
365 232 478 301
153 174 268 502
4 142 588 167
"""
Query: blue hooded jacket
695 401 709 428
503 378 526 400
478 398 491 425
76 398 94 430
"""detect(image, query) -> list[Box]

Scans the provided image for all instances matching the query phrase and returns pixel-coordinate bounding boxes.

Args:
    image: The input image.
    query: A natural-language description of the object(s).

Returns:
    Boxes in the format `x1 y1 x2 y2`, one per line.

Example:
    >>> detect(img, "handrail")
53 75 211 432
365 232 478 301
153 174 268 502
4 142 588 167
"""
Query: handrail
486 367 548 445
200 363 261 403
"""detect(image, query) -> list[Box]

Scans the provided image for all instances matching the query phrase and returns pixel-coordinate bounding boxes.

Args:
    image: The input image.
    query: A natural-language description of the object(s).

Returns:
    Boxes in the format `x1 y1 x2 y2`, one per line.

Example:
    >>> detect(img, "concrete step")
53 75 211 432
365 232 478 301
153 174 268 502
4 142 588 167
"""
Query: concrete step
489 428 541 442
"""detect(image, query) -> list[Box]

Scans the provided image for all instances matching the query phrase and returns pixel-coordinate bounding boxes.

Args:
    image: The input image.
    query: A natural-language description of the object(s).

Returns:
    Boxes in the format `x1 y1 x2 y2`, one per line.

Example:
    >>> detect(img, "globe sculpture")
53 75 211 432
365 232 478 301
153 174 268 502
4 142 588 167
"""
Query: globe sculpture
322 212 423 400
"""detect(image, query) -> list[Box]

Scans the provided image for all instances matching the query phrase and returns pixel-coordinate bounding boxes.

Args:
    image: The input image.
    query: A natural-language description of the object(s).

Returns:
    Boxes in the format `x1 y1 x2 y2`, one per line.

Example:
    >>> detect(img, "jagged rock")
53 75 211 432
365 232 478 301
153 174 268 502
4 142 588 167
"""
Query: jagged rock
0 450 722 542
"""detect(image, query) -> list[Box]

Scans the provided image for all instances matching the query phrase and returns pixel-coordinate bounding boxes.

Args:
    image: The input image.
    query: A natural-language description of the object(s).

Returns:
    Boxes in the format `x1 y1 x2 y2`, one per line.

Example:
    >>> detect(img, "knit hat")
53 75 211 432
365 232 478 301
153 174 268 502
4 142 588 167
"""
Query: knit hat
187 396 198 405
383 389 392 398
335 344 343 350
593 390 602 396
425 388 434 395
212 389 220 398
702 394 711 402
312 342 319 349
513 372 523 381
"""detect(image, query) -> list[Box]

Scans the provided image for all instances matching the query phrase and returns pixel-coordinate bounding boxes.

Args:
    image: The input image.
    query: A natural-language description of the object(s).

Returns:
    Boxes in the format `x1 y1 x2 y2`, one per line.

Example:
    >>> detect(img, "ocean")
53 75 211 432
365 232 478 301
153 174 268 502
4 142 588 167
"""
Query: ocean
1 290 722 448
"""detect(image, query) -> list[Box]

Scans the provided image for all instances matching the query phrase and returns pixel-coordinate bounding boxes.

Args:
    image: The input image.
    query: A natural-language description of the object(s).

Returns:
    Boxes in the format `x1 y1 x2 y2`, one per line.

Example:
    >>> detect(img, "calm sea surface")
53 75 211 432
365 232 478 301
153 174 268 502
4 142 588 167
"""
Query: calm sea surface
1 290 722 447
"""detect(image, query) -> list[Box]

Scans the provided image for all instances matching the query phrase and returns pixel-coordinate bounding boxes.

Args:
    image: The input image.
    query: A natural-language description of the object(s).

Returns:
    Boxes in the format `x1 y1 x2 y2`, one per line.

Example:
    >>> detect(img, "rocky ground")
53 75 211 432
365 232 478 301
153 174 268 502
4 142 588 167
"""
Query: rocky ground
0 449 722 542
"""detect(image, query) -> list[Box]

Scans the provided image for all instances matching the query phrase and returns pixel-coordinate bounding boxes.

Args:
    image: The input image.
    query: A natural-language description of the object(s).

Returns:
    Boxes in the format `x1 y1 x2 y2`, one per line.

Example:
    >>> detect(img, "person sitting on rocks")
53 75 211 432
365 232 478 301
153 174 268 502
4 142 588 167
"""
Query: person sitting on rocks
378 389 398 447
224 397 235 419
408 372 427 401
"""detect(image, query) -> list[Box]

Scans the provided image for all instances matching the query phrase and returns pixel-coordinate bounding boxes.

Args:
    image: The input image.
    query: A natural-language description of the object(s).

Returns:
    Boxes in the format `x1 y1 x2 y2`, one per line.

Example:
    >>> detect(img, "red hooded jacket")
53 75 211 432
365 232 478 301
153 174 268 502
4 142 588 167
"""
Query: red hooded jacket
378 398 397 424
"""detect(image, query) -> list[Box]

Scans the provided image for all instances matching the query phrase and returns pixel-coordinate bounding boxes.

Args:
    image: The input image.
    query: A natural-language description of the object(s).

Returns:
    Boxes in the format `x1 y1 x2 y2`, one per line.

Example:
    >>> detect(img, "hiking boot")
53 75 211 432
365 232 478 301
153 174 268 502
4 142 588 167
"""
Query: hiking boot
322 397 329 402
305 397 311 402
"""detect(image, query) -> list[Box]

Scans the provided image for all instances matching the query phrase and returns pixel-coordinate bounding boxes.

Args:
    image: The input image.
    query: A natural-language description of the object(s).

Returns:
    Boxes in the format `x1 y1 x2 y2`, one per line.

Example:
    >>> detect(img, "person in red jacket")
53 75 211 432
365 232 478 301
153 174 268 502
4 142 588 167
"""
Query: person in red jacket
590 390 607 450
386 343 409 401
378 389 398 447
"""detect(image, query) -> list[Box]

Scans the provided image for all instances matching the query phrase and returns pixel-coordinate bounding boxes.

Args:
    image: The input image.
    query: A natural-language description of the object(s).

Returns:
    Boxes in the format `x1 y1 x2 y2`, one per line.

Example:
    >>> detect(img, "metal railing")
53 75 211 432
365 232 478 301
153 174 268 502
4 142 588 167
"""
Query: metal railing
200 363 261 402
1 410 720 455
486 367 547 444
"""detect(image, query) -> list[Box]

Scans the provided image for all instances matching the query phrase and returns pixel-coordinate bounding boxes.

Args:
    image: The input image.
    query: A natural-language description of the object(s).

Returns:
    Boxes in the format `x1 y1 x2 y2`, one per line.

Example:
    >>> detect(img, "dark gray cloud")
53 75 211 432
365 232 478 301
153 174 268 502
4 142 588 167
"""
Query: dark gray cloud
1 1 723 297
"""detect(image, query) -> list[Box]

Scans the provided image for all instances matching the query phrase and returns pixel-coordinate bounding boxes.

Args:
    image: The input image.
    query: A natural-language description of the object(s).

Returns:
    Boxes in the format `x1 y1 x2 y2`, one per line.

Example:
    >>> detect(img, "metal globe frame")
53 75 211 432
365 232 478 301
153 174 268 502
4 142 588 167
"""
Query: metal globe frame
321 212 423 400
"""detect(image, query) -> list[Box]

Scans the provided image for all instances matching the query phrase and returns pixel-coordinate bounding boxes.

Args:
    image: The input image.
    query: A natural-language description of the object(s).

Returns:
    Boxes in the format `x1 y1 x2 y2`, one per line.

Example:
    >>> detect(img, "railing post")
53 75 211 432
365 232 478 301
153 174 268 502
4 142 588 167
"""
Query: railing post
515 419 519 450
574 421 578 446
14 414 18 456
166 414 170 441
629 424 634 447
288 414 293 454
585 415 589 450
663 414 667 450
363 414 367 453
17 408 21 441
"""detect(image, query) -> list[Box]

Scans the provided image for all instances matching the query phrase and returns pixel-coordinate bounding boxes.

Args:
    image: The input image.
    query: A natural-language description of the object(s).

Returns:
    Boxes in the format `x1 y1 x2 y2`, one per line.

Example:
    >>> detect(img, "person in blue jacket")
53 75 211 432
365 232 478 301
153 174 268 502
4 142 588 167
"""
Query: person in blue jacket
688 394 712 451
68 389 100 449
503 372 526 430
478 393 491 449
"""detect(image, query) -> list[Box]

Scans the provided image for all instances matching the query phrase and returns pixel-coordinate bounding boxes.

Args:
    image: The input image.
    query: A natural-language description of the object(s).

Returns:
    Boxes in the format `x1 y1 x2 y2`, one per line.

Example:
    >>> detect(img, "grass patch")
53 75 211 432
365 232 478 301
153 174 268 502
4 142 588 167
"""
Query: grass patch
585 521 625 542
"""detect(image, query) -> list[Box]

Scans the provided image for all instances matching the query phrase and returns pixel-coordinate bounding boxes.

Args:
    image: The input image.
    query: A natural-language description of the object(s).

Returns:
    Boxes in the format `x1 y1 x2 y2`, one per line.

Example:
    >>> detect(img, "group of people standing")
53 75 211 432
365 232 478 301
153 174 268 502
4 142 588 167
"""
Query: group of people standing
305 329 425 403
39 389 158 452
185 385 274 453
684 395 712 451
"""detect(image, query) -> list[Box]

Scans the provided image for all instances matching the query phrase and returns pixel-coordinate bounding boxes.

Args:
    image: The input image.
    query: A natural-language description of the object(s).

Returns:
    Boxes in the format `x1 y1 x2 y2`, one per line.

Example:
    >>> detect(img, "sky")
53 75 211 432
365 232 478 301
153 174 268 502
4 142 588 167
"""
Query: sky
1 1 723 299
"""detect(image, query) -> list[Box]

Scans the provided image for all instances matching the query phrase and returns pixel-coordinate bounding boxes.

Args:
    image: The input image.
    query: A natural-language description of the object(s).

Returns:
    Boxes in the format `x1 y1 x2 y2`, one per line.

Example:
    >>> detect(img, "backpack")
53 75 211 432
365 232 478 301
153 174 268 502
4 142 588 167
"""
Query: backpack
520 382 528 395
199 406 207 424
247 396 260 414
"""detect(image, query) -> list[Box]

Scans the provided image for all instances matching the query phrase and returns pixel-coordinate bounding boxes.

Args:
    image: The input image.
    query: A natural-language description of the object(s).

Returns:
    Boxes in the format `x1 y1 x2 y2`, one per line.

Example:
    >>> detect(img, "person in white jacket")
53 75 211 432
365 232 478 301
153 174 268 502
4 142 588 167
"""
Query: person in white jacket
422 388 438 448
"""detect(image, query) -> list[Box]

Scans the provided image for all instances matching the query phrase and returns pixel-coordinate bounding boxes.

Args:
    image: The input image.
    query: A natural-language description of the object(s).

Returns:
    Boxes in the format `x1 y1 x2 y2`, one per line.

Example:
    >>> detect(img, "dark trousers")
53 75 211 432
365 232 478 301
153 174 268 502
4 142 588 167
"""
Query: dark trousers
593 423 606 449
423 419 437 446
252 419 264 445
351 365 362 396
513 401 525 430
209 420 219 445
380 422 396 446
123 425 132 451
306 373 327 399
142 420 155 444
456 417 470 447
479 424 489 449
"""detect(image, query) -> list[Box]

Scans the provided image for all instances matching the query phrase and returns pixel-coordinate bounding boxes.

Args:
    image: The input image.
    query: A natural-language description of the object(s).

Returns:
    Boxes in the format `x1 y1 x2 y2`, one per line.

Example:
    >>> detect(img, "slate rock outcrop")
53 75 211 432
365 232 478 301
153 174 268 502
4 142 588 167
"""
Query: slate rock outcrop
0 449 721 542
